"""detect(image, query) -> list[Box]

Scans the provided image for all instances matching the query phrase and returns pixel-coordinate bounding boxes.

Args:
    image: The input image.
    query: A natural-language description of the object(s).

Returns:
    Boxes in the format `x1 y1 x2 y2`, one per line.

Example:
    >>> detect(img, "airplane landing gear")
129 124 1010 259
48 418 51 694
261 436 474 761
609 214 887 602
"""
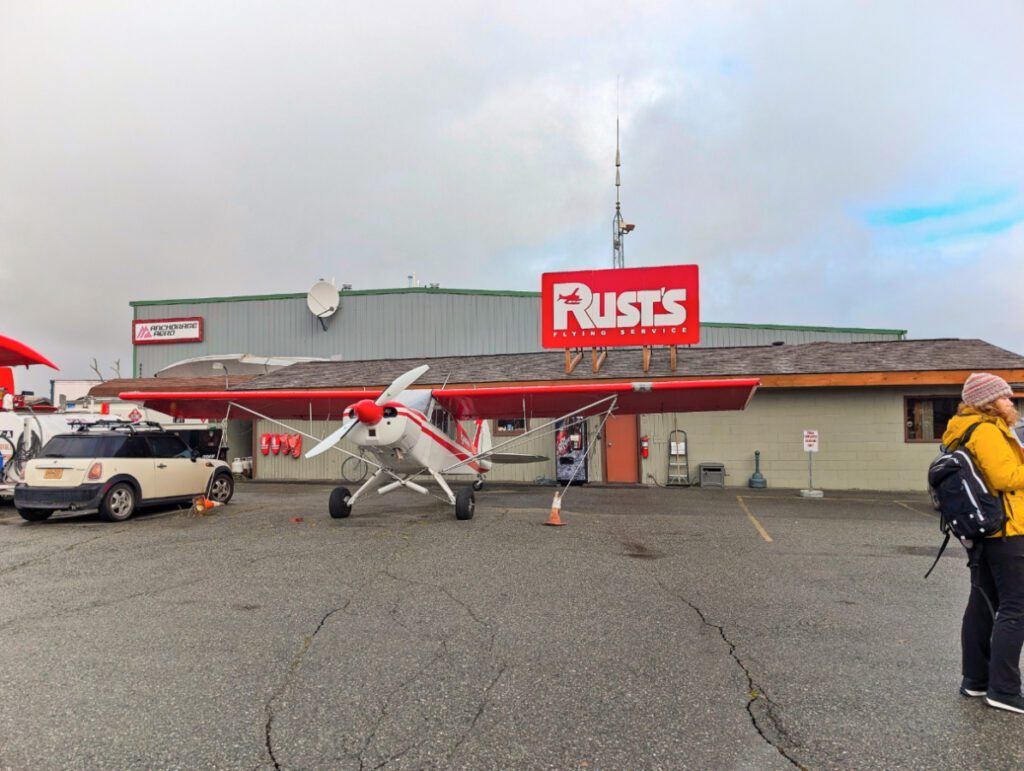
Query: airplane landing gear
455 487 475 520
472 476 484 491
329 486 352 519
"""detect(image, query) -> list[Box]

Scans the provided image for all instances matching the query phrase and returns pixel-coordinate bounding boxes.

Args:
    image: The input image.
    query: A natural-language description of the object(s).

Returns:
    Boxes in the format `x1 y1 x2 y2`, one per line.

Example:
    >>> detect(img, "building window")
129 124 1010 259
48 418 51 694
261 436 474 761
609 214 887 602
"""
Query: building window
906 396 1024 443
494 418 526 436
905 396 960 442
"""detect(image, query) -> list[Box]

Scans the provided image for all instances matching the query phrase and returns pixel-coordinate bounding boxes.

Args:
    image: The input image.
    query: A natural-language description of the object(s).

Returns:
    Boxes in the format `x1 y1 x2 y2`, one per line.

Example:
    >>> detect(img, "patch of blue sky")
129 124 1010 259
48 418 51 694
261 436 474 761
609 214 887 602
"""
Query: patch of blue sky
914 212 1024 246
718 57 746 77
864 189 1015 227
862 188 1024 251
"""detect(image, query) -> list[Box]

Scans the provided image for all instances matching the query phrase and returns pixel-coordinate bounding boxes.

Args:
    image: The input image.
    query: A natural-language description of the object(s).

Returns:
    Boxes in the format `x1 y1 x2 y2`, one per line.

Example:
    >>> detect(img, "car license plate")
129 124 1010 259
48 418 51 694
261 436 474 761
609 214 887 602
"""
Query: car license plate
44 469 63 480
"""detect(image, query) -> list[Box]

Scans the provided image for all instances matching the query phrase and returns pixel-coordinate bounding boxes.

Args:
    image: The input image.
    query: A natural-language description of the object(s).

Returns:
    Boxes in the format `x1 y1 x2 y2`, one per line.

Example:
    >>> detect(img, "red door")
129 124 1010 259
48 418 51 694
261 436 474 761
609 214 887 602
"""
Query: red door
604 414 639 483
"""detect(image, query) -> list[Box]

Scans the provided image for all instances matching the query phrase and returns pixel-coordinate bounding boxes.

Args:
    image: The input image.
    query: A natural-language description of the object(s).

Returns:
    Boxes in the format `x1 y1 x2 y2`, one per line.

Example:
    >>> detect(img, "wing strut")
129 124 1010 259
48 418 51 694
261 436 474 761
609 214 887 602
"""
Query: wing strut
555 398 617 500
441 394 619 474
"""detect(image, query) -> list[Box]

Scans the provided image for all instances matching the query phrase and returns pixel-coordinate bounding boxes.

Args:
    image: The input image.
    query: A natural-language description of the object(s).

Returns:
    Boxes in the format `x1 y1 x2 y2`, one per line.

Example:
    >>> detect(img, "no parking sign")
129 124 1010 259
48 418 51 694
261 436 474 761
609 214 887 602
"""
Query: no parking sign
801 430 821 496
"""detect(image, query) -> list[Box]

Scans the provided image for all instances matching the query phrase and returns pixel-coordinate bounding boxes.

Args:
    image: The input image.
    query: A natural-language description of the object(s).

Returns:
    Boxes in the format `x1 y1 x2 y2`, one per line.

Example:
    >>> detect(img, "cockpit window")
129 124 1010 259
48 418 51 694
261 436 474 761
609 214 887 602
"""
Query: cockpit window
429 404 455 439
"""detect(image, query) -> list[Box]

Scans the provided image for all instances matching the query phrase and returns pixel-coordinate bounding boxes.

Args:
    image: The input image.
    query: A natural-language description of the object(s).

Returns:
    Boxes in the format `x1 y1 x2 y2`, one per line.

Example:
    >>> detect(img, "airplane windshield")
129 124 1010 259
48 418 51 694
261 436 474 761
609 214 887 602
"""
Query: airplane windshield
401 390 432 414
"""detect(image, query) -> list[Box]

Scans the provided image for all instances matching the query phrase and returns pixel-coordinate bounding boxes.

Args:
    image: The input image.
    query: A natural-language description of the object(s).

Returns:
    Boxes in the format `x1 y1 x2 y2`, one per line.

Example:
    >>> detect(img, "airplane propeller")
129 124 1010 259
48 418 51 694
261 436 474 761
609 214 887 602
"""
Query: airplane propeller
305 364 429 459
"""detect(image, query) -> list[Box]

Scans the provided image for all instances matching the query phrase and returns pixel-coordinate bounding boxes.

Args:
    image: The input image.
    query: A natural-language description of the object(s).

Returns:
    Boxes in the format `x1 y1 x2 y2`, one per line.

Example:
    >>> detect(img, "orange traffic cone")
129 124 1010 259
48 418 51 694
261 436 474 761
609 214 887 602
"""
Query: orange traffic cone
193 496 223 513
544 492 566 526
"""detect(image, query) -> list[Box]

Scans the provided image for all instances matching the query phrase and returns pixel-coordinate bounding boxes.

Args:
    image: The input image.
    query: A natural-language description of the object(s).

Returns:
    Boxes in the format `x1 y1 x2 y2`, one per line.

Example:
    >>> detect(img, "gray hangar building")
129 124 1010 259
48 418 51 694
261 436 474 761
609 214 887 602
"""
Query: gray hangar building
111 285 1024 492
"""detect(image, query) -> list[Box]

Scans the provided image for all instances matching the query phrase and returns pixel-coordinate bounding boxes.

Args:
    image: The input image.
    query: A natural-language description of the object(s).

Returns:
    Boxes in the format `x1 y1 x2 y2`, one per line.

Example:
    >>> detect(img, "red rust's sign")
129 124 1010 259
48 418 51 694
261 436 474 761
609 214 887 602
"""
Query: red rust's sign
541 265 699 348
132 317 204 345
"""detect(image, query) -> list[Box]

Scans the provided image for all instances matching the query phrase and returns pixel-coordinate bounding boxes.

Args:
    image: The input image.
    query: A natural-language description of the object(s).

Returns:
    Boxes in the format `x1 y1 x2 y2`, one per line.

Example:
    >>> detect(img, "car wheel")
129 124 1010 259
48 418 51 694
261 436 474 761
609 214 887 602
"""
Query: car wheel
209 473 234 504
17 508 52 522
328 486 352 519
100 482 136 522
455 487 475 520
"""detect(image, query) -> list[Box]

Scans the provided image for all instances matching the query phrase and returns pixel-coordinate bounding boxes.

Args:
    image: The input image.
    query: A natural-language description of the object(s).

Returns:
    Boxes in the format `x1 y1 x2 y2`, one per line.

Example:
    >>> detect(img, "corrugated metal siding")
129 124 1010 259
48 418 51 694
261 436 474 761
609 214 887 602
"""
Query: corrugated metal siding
254 419 355 481
135 292 899 376
135 293 544 376
694 327 897 347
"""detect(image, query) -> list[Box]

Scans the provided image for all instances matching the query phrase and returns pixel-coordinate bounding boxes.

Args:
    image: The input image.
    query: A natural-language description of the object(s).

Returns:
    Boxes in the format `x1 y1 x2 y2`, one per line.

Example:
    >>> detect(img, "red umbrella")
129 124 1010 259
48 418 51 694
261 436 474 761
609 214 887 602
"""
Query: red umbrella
0 335 59 369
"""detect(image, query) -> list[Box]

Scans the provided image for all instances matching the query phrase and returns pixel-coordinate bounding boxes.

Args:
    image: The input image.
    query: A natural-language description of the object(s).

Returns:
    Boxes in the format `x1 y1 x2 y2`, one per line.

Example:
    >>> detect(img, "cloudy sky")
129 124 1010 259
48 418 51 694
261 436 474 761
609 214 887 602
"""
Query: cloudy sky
2 0 1022 396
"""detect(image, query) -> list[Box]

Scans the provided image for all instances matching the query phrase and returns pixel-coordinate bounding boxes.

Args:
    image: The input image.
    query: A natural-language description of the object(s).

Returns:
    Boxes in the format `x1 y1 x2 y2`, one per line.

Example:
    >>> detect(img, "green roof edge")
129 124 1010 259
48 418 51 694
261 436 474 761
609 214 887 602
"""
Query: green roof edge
129 287 541 306
703 321 907 336
129 288 906 337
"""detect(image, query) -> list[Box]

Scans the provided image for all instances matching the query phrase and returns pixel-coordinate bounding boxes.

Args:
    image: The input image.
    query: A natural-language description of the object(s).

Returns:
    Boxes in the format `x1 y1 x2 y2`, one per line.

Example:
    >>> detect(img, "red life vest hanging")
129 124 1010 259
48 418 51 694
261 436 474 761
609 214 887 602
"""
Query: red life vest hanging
270 434 281 455
291 434 302 458
259 434 270 456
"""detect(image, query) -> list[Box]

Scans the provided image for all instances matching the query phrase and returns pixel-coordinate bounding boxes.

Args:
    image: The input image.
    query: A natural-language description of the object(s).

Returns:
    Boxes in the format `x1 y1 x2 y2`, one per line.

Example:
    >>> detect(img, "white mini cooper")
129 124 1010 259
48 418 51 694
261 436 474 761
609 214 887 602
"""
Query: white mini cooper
13 422 234 522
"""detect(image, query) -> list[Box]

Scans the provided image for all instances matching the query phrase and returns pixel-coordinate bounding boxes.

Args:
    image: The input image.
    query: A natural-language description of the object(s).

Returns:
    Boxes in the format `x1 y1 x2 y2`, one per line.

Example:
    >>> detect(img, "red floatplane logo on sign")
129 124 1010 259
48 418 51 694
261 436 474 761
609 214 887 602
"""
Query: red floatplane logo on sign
541 265 699 347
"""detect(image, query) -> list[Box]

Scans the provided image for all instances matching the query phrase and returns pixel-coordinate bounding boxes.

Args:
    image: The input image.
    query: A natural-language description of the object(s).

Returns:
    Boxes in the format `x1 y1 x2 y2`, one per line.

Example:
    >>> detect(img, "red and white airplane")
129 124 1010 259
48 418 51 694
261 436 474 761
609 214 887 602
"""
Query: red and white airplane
121 366 758 521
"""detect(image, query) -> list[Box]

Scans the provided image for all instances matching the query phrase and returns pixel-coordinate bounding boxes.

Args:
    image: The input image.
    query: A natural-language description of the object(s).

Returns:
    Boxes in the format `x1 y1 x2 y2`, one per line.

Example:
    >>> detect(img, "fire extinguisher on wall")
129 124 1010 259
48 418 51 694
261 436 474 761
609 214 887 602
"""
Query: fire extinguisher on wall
640 435 650 459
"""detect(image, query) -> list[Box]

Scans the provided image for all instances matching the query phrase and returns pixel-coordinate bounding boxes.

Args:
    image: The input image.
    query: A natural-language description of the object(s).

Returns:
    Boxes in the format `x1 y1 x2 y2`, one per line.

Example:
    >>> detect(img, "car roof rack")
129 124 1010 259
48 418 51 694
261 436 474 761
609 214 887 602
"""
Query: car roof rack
69 419 167 435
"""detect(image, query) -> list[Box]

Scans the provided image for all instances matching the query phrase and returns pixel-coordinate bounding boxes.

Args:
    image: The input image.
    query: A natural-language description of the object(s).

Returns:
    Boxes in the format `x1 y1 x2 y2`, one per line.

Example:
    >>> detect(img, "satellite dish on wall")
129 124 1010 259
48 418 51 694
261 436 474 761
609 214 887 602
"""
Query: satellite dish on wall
307 280 340 330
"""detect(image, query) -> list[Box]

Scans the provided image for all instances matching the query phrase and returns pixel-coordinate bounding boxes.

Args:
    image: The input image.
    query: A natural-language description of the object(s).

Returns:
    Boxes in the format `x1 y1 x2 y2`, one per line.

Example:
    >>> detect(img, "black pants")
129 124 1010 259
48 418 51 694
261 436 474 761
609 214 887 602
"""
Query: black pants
962 536 1024 697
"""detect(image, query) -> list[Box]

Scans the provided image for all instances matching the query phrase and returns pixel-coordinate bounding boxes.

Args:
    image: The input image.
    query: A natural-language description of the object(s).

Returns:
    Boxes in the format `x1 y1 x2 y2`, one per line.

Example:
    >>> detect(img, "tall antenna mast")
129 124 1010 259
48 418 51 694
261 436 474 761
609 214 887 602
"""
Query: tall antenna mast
612 96 634 268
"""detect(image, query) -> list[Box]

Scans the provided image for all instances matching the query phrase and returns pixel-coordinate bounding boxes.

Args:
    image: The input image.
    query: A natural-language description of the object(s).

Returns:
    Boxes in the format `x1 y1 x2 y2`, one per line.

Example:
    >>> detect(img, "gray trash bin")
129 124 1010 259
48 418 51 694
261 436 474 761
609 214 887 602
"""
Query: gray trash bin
698 463 726 488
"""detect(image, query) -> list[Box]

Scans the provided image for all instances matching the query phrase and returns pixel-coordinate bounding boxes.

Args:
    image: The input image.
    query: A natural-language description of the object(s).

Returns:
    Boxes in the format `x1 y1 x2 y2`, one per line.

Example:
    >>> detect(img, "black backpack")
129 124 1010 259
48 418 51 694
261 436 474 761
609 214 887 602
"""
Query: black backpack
924 421 1006 577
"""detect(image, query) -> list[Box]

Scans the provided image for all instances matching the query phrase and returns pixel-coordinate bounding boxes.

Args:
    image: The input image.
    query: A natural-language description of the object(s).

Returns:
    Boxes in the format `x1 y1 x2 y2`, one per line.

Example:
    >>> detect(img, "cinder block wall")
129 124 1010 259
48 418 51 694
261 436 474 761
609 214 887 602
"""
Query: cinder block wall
638 386 958 492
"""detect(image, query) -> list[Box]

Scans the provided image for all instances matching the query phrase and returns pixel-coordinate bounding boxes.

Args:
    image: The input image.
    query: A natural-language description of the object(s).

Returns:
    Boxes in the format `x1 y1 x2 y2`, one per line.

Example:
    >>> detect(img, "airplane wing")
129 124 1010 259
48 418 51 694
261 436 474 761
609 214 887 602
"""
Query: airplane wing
121 378 759 421
116 389 385 420
432 378 759 420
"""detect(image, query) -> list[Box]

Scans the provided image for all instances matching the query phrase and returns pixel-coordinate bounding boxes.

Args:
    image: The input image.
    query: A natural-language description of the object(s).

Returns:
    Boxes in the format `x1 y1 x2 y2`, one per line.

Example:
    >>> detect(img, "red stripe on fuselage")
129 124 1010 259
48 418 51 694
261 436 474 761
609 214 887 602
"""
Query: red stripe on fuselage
395 408 484 473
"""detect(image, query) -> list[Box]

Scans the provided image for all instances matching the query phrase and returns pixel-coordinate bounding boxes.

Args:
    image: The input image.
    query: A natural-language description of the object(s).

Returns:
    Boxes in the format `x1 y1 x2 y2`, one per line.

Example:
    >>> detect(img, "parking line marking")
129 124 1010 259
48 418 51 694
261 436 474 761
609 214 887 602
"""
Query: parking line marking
893 500 936 519
737 495 773 543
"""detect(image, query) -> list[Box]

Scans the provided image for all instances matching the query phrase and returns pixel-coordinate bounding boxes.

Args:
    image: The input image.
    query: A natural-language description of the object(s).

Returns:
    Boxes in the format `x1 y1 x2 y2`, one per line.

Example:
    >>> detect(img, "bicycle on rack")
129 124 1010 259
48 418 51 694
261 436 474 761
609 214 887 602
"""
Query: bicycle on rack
0 431 40 483
0 435 16 482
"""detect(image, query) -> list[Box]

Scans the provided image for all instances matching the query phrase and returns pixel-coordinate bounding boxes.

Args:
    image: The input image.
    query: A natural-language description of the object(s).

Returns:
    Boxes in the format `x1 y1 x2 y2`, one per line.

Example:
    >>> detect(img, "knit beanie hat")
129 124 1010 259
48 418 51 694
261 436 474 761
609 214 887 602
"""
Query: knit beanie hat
962 373 1013 407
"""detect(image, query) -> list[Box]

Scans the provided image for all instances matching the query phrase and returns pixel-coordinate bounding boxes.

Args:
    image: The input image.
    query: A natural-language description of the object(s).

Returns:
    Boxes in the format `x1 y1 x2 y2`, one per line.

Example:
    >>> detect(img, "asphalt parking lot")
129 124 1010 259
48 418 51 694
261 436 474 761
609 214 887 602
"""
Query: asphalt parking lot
0 481 1019 770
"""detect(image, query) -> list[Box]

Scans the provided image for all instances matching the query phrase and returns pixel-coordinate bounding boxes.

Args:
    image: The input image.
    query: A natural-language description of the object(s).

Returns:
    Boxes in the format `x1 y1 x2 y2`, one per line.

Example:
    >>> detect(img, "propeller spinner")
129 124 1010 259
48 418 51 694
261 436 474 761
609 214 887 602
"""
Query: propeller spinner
305 365 429 459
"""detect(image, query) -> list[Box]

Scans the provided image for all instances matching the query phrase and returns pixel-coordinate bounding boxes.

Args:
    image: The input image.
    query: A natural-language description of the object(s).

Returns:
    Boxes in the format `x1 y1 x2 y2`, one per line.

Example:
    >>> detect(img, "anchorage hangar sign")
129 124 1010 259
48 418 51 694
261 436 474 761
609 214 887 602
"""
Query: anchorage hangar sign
541 265 700 347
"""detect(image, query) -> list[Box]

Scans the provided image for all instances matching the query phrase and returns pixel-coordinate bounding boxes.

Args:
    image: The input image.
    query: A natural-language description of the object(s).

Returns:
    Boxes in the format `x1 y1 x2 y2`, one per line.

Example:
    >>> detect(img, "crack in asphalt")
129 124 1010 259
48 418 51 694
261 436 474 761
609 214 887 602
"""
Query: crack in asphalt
371 744 415 769
0 576 208 633
264 599 352 770
0 529 129 577
652 576 804 770
447 663 508 764
438 584 483 624
353 535 505 769
356 640 450 770
0 554 53 575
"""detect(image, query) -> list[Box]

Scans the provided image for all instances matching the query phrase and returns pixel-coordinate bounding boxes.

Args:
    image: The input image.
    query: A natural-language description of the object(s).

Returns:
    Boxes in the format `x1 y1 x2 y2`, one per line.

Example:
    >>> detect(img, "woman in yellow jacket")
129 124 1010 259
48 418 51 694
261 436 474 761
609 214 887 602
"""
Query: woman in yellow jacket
943 373 1024 713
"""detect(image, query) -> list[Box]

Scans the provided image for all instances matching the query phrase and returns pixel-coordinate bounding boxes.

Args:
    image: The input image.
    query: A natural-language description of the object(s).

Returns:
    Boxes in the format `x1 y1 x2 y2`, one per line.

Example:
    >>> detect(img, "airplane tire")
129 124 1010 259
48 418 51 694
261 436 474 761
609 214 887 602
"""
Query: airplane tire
329 486 352 519
472 478 484 491
455 487 475 521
